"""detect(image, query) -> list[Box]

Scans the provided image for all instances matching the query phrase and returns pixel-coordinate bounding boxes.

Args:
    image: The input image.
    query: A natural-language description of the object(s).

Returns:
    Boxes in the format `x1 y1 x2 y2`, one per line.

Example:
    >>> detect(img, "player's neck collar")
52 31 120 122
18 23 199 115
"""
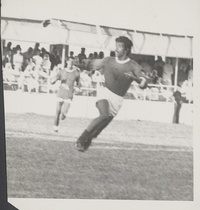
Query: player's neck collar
65 67 75 72
115 57 130 64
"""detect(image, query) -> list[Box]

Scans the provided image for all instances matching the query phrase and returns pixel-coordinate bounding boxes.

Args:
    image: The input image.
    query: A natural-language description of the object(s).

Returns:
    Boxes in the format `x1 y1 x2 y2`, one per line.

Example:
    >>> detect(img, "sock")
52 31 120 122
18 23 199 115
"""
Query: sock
53 126 58 132
91 117 113 138
77 129 91 142
76 129 93 150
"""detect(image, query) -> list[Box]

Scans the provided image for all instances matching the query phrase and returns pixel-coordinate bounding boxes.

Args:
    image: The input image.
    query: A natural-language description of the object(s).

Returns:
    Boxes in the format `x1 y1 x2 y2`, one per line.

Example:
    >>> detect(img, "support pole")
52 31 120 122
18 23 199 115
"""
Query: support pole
174 57 179 90
61 45 66 68
96 25 105 49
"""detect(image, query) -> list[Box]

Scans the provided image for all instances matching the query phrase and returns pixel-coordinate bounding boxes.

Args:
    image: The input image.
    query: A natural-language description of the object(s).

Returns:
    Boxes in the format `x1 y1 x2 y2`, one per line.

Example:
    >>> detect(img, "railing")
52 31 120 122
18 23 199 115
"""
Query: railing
146 84 176 102
2 74 193 103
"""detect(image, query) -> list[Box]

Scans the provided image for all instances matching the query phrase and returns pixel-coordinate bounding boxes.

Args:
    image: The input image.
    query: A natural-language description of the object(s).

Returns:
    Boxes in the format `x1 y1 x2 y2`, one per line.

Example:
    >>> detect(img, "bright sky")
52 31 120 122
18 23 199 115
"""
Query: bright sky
1 0 200 35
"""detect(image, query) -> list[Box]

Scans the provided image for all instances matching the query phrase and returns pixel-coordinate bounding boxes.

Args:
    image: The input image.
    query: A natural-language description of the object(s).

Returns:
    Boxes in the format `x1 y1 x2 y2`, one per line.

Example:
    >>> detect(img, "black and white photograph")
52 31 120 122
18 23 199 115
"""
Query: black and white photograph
1 0 200 209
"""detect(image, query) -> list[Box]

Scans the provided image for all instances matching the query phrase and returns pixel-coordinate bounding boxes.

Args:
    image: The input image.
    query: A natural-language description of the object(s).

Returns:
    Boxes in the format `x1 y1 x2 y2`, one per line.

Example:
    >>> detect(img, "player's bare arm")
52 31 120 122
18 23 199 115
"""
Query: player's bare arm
50 73 59 84
81 58 104 72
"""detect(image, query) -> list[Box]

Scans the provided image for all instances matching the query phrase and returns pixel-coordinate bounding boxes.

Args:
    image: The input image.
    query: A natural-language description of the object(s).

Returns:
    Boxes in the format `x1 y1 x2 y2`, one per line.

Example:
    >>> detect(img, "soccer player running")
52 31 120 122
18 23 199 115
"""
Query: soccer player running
51 57 81 132
75 36 148 152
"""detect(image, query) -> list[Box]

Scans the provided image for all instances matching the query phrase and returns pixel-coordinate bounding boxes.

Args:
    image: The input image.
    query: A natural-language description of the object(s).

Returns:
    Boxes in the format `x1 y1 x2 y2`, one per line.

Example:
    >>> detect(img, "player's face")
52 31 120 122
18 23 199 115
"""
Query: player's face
115 42 127 58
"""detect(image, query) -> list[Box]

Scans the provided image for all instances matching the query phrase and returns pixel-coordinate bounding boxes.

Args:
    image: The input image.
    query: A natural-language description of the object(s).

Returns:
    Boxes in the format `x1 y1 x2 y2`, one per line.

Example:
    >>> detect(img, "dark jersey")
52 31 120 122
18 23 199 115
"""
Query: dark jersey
54 67 80 100
83 57 144 96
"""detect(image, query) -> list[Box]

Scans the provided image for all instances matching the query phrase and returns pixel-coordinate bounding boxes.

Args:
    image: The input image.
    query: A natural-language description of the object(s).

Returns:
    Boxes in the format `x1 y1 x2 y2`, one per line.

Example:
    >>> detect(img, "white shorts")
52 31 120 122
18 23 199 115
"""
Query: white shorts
96 87 123 117
57 97 72 104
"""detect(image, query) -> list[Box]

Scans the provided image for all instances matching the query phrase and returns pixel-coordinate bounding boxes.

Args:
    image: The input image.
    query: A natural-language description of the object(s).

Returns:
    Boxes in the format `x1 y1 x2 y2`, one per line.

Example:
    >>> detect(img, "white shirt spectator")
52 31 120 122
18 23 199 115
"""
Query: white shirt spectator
42 54 51 73
91 71 104 83
13 50 23 72
80 71 92 88
33 55 43 69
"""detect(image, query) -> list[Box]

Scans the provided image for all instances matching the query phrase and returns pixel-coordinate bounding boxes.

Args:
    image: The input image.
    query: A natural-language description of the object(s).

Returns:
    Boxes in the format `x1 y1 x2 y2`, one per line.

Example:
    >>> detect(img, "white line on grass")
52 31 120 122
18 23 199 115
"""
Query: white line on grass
6 131 192 152
90 145 192 152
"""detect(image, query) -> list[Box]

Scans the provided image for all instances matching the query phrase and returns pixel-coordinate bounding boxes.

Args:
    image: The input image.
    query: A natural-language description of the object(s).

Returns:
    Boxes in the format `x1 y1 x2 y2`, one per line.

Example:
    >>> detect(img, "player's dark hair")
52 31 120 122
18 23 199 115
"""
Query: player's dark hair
115 36 133 55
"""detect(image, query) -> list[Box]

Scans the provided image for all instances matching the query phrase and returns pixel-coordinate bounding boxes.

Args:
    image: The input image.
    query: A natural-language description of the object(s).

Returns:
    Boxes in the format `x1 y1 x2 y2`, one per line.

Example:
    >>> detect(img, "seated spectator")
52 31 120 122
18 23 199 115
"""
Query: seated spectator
80 70 92 95
128 80 145 100
2 63 17 84
149 86 159 101
33 49 43 70
80 70 92 87
42 54 51 75
2 50 12 68
148 69 164 100
151 70 159 84
91 71 104 88
26 60 39 93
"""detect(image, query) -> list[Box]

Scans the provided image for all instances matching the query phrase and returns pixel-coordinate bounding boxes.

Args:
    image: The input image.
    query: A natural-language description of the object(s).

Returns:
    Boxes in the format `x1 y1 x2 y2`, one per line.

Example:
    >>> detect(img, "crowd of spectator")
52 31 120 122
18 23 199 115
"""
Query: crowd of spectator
2 42 62 92
132 55 193 102
2 41 193 102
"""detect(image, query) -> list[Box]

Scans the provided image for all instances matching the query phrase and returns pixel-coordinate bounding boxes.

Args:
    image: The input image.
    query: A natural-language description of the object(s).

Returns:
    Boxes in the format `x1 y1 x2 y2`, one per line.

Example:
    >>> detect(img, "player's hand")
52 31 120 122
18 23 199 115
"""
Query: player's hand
74 87 82 92
139 77 147 89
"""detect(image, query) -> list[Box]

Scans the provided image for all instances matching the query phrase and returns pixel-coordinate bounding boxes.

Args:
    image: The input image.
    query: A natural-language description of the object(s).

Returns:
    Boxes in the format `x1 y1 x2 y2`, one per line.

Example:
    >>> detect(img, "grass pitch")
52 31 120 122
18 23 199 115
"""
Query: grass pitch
5 113 193 200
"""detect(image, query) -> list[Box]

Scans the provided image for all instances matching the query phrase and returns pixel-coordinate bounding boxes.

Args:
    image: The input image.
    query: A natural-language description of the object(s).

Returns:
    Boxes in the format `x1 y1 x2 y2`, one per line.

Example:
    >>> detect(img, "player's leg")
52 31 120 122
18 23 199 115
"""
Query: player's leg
60 99 71 120
75 99 111 151
81 115 113 151
176 104 181 124
91 115 113 138
84 100 113 149
87 99 111 133
87 99 114 138
53 100 63 132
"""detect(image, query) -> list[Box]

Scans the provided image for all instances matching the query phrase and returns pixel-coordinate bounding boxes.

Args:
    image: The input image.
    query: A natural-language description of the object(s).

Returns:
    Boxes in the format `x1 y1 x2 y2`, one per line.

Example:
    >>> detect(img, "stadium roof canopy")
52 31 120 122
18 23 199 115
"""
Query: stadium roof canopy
1 17 193 58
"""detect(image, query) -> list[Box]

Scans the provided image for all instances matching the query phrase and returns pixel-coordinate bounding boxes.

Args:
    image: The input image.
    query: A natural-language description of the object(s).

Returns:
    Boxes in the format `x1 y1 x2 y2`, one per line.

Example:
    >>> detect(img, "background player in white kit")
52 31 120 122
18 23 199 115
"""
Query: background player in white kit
75 36 148 152
51 58 81 132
